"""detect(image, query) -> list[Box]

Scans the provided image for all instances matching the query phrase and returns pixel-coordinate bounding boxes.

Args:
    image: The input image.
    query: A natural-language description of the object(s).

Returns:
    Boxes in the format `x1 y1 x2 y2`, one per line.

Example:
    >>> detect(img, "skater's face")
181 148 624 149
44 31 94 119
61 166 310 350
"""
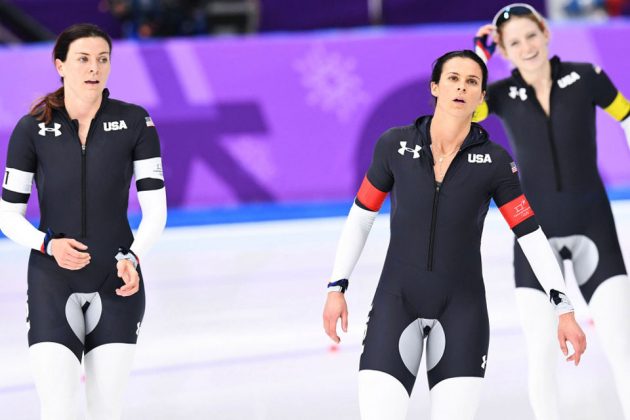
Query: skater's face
431 57 486 117
55 36 111 101
498 17 550 72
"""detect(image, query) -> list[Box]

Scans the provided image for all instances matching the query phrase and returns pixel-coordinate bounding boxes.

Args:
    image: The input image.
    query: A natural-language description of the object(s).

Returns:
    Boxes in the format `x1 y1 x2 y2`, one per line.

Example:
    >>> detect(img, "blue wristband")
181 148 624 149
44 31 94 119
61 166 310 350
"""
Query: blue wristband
327 279 349 293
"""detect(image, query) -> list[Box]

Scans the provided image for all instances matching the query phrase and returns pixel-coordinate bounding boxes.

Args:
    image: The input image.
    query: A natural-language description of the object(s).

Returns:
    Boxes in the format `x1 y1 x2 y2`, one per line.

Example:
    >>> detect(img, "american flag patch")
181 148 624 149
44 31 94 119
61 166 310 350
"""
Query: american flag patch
510 161 518 173
145 117 155 127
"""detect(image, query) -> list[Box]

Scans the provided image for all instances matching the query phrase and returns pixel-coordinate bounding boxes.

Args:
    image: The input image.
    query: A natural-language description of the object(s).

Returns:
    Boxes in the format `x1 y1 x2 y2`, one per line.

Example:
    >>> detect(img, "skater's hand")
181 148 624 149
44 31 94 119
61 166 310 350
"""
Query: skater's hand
474 24 498 62
558 312 587 365
50 238 91 270
116 259 140 297
475 23 496 39
323 292 348 344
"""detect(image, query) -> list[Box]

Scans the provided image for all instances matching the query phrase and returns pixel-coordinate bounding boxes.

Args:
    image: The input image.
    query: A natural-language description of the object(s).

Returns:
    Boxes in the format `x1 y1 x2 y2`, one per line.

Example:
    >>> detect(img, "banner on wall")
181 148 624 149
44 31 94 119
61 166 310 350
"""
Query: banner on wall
1 23 629 217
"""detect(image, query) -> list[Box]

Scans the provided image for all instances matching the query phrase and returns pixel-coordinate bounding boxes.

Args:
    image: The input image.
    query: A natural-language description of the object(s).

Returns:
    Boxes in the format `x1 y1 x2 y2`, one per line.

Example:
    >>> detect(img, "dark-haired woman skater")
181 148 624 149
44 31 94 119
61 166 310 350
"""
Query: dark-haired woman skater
0 24 166 420
322 50 586 420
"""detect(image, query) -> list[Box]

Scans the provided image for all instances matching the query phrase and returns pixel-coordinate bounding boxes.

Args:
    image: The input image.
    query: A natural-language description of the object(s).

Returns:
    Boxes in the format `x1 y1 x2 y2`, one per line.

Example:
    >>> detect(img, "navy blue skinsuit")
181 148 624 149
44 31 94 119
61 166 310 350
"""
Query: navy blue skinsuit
2 89 163 360
481 57 628 302
356 116 540 393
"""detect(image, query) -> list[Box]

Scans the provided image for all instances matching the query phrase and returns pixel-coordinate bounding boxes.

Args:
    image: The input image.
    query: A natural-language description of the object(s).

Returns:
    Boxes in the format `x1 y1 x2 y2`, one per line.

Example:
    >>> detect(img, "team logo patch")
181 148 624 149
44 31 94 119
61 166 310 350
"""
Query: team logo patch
468 153 492 163
481 355 487 370
145 117 155 127
398 141 421 159
557 71 581 89
38 122 61 137
499 194 534 228
153 162 163 177
103 120 128 131
510 161 518 173
508 86 527 101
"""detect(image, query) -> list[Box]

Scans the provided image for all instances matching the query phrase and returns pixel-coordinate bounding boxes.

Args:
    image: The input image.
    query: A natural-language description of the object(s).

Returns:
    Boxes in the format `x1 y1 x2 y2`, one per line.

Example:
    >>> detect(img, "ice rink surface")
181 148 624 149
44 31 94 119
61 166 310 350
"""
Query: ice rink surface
1 201 630 419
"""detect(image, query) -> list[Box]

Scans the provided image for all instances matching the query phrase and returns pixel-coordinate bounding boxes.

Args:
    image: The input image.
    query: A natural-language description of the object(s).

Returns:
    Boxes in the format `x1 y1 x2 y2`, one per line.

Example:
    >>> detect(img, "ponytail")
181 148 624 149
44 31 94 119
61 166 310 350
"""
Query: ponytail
29 23 112 124
30 87 64 123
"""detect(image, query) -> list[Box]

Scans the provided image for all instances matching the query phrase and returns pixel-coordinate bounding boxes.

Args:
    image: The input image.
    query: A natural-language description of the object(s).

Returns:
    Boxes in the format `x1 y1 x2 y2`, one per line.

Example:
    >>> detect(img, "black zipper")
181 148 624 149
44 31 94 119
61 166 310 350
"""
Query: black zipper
425 136 488 271
427 181 440 271
79 118 100 238
528 85 562 191
81 143 86 237
64 115 99 238
58 95 107 238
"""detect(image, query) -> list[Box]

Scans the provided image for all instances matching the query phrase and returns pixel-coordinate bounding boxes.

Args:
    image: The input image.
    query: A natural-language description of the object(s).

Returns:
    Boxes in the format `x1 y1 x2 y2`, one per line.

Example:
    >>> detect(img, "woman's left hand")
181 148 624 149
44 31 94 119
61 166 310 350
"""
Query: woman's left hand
557 312 587 365
116 259 140 297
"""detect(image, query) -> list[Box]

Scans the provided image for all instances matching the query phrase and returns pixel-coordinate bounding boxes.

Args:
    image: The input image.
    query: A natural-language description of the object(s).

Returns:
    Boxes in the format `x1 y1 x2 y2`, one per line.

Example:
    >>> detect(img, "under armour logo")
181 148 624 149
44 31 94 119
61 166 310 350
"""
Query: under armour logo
38 123 62 137
398 141 421 159
481 355 487 370
508 86 527 101
136 322 142 336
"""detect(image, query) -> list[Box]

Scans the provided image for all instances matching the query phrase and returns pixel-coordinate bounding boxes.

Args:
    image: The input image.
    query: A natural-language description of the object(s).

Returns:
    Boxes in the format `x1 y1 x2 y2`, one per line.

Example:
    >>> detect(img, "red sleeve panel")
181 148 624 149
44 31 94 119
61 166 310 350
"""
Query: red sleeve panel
499 194 535 229
356 176 388 212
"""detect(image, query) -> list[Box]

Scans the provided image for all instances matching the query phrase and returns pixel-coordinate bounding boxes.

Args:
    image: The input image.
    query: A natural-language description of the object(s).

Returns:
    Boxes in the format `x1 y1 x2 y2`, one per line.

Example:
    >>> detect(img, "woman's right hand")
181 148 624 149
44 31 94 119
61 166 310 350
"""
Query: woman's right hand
476 23 496 39
50 238 91 270
323 292 348 344
474 24 498 62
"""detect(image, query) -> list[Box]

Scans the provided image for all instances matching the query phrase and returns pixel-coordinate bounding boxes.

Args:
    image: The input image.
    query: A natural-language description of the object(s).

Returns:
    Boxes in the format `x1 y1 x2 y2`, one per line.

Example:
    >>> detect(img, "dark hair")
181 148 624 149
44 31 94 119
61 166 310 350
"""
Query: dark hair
30 23 112 123
431 50 488 92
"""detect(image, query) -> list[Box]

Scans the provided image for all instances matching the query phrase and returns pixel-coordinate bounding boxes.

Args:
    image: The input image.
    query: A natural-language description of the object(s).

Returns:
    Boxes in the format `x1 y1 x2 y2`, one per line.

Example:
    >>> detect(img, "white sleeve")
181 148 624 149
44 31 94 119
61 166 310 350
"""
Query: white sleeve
328 203 378 292
517 227 574 315
129 188 167 260
0 167 44 251
129 156 167 259
621 116 630 150
0 199 45 250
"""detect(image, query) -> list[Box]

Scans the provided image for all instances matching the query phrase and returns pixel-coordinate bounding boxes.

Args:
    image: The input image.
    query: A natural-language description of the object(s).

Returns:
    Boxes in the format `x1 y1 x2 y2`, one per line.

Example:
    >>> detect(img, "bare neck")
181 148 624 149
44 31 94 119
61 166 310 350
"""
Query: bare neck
430 111 471 154
518 59 552 88
64 93 103 122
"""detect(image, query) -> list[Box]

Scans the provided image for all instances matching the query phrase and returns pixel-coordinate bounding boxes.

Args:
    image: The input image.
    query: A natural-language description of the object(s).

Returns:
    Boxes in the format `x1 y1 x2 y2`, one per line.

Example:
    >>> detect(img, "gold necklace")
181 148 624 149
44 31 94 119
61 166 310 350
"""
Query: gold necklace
431 145 459 180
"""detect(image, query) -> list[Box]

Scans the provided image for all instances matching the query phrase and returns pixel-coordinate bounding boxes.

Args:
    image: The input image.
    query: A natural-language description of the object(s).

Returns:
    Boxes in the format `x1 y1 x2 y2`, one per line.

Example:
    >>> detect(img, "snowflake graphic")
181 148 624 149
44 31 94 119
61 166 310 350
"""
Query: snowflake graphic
294 44 369 122
222 136 277 181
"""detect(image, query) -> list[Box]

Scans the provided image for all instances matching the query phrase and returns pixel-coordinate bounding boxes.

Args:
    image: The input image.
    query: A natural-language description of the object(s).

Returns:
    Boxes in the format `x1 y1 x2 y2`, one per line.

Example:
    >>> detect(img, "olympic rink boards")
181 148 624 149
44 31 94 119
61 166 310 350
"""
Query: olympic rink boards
1 201 629 419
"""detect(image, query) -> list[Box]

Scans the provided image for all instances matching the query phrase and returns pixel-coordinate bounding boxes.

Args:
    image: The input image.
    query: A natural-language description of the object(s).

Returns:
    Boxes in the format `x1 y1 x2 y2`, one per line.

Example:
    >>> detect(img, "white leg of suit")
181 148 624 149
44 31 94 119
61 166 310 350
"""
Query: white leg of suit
429 377 484 420
588 275 630 420
29 342 82 420
515 287 561 420
84 343 137 420
359 370 410 420
358 371 484 420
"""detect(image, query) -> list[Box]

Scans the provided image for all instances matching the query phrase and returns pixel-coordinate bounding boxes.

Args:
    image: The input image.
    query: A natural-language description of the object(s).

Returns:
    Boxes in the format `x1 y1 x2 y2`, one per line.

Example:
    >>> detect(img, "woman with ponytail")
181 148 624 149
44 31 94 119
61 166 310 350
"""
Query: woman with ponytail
0 23 167 420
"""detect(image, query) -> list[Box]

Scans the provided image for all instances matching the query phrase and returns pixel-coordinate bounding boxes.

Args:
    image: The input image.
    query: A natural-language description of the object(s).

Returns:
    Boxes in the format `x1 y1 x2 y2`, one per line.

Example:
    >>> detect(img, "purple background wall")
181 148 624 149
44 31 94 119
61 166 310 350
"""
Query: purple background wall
12 0 545 35
1 21 630 217
11 0 122 38
381 0 547 25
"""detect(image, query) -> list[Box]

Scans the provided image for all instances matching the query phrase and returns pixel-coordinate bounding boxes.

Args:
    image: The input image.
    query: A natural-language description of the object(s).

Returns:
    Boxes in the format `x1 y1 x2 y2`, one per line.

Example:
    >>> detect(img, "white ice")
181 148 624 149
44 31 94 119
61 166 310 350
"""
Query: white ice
1 201 629 419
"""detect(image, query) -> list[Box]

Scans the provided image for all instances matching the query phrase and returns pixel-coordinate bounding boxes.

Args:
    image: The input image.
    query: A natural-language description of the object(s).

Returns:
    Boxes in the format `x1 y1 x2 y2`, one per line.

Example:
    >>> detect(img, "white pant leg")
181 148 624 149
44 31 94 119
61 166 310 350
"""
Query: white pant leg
515 287 561 420
84 343 137 420
29 342 82 420
429 377 484 420
359 370 410 420
589 275 630 420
